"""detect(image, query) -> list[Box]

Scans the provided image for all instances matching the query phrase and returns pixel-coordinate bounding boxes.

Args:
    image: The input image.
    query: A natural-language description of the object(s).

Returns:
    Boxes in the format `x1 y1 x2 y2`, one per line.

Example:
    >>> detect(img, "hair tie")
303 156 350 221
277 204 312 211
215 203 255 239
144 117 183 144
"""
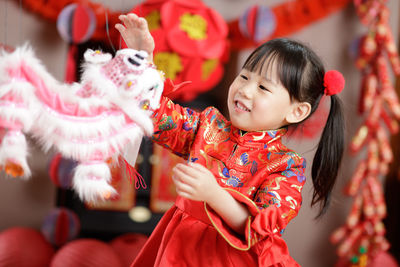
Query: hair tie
323 70 345 96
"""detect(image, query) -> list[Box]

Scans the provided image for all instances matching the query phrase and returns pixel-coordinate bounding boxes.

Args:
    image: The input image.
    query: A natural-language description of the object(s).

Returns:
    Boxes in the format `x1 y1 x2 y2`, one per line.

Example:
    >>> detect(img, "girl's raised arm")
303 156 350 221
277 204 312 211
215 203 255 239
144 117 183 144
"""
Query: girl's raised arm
115 14 155 61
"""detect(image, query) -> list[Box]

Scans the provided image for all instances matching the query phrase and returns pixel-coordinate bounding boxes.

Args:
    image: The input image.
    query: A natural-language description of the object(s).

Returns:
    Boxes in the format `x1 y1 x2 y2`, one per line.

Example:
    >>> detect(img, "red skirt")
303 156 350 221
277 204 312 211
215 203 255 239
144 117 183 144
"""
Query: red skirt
131 197 300 267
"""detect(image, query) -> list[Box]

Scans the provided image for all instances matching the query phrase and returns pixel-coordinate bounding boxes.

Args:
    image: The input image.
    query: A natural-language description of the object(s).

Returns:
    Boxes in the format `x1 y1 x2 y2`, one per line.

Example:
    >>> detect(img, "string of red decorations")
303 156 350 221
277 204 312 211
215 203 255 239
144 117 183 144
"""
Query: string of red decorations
330 1 400 266
19 0 351 50
228 0 351 50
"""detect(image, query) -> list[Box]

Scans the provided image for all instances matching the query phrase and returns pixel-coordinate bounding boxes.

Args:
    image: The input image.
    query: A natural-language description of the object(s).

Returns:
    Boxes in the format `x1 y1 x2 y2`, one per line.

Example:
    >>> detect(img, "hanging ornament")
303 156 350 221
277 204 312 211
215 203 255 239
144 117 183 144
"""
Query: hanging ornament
56 3 96 44
56 3 97 83
41 207 81 247
239 5 276 44
48 153 77 189
229 0 351 50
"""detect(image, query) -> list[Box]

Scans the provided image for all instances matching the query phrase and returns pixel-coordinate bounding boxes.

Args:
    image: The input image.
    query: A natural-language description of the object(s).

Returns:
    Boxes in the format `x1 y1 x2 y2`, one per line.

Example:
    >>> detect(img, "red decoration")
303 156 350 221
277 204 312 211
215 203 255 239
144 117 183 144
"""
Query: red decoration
0 227 54 267
41 207 80 247
110 233 148 267
21 0 121 47
51 238 122 267
20 0 352 52
56 4 96 44
229 0 352 50
331 1 400 266
48 153 76 189
19 0 351 100
324 70 345 96
126 0 229 102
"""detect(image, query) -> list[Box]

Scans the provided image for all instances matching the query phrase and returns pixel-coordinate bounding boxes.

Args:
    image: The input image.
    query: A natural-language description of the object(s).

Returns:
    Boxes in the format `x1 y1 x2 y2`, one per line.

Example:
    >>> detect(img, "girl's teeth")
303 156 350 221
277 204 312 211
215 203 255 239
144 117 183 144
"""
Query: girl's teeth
236 101 249 111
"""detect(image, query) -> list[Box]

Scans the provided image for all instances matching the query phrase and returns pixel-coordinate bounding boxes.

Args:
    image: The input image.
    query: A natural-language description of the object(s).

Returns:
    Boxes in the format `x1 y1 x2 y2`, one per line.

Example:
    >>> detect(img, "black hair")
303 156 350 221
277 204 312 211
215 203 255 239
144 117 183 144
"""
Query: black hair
242 38 344 217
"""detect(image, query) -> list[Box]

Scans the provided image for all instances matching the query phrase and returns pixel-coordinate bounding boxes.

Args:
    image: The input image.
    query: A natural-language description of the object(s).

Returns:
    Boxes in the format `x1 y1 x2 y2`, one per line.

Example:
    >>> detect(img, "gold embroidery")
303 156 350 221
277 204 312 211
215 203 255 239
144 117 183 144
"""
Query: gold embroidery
291 184 303 192
269 176 287 190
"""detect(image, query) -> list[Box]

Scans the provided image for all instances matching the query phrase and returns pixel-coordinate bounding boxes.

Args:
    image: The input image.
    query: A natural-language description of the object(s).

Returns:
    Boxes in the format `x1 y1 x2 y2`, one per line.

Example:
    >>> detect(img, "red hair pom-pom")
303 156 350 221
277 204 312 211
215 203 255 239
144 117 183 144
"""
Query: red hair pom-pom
324 70 345 96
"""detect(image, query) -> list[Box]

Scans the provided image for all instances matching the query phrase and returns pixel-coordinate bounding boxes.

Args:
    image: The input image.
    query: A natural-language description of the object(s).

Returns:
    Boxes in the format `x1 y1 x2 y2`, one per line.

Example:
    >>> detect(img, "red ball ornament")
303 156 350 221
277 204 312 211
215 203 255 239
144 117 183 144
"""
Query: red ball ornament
48 154 77 189
57 4 96 44
41 207 80 247
51 238 122 267
0 227 54 267
110 233 148 266
324 70 345 96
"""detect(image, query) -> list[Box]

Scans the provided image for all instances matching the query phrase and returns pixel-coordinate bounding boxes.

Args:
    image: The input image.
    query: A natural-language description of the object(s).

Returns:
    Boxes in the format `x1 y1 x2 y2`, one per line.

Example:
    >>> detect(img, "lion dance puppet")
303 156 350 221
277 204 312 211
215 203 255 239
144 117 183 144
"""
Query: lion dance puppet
0 45 164 202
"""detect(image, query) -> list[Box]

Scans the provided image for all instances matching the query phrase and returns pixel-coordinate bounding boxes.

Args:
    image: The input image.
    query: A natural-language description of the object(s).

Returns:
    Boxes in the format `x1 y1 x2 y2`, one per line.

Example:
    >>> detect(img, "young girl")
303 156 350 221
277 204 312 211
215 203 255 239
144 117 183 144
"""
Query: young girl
116 14 345 267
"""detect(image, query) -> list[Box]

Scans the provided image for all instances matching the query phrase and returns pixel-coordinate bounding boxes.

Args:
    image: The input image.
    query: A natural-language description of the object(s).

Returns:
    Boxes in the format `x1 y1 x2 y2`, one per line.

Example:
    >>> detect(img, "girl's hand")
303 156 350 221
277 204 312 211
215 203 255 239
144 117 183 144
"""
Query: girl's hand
115 13 155 57
172 162 221 202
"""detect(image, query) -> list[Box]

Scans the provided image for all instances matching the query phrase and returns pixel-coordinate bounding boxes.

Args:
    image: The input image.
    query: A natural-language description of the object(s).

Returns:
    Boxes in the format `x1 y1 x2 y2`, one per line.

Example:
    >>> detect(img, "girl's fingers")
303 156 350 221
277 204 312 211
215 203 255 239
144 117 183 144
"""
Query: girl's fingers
174 178 194 194
175 189 192 200
119 15 130 26
172 174 194 196
118 14 127 21
175 163 200 178
173 165 197 185
138 17 149 30
126 13 140 28
189 162 209 174
114 23 126 32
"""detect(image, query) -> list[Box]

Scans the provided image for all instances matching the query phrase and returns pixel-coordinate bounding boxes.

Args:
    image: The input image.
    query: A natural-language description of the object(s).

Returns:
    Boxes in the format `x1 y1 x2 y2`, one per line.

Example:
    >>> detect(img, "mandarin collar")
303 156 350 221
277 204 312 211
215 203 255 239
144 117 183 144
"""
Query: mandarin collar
229 124 287 148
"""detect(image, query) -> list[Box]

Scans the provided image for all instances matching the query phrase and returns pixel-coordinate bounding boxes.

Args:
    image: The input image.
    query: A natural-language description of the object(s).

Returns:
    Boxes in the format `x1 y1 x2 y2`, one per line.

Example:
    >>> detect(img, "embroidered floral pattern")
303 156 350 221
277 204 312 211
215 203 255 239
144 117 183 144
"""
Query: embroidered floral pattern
226 175 244 188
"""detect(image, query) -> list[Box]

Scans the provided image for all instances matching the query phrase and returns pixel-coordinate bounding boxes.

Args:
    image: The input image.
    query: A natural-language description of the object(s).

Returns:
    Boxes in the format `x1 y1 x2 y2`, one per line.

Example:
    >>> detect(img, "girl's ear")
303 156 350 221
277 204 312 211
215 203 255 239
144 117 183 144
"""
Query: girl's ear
286 102 311 124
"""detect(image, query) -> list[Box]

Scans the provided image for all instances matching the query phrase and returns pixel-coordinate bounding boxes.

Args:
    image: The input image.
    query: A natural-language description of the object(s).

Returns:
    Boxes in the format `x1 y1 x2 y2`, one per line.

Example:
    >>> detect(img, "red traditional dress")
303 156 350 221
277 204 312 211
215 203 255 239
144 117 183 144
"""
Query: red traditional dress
132 97 306 267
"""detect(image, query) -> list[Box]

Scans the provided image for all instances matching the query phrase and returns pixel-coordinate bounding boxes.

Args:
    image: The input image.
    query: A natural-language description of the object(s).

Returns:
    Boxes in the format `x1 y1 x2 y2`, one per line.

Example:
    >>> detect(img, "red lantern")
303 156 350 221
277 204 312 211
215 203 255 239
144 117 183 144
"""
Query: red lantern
110 233 148 266
0 227 54 267
51 238 122 267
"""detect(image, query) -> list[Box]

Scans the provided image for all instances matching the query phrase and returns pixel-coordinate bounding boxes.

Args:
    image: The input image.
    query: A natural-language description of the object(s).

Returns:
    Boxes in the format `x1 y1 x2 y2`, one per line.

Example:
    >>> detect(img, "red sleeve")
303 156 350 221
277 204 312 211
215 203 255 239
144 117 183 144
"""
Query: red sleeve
151 96 202 159
204 156 306 251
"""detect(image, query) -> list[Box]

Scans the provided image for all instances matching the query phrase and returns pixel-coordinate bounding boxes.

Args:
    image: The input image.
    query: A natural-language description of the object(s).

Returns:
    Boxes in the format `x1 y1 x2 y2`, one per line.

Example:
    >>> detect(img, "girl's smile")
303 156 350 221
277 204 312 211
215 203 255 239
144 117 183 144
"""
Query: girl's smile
233 99 251 113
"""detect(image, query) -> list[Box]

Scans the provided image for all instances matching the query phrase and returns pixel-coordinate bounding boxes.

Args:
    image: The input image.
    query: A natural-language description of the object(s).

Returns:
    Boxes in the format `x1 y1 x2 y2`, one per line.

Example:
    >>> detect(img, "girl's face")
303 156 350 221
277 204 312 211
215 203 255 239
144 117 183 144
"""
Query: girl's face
227 61 308 132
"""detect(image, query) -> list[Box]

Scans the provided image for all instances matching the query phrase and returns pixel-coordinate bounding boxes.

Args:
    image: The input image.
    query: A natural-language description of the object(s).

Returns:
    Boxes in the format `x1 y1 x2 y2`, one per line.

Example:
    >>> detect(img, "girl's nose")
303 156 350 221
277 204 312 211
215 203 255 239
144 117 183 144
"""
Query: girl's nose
239 84 253 98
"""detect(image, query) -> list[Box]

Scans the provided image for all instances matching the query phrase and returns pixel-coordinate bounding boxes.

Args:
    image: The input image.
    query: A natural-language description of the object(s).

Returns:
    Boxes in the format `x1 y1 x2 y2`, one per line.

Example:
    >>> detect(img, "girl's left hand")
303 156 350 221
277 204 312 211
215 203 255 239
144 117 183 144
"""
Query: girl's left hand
172 162 221 202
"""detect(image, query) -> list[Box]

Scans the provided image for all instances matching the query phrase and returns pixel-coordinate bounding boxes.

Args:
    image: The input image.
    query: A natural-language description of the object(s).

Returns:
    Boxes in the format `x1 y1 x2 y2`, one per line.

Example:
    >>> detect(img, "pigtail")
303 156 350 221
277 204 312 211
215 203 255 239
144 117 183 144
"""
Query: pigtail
311 95 345 217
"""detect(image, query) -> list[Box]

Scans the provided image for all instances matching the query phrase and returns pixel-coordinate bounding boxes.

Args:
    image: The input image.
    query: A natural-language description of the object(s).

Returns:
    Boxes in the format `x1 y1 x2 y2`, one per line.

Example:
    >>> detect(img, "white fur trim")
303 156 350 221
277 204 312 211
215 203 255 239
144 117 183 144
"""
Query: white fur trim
72 162 116 202
83 49 112 64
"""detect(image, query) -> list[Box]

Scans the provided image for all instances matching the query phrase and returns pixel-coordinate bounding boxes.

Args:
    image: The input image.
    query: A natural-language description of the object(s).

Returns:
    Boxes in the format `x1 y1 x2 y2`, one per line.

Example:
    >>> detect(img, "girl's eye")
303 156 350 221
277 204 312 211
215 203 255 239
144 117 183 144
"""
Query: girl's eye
240 74 248 80
259 85 270 91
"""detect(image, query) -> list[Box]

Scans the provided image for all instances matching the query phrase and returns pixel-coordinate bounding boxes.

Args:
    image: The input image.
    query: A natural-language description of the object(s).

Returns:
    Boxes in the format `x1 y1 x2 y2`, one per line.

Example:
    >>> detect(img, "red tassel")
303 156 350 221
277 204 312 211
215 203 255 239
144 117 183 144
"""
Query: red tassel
120 157 147 189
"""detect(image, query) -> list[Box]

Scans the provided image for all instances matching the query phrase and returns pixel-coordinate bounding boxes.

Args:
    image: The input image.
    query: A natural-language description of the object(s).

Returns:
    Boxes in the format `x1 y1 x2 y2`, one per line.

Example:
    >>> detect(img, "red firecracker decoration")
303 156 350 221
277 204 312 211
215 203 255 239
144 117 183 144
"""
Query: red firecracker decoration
0 227 54 267
126 0 229 102
330 1 400 266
